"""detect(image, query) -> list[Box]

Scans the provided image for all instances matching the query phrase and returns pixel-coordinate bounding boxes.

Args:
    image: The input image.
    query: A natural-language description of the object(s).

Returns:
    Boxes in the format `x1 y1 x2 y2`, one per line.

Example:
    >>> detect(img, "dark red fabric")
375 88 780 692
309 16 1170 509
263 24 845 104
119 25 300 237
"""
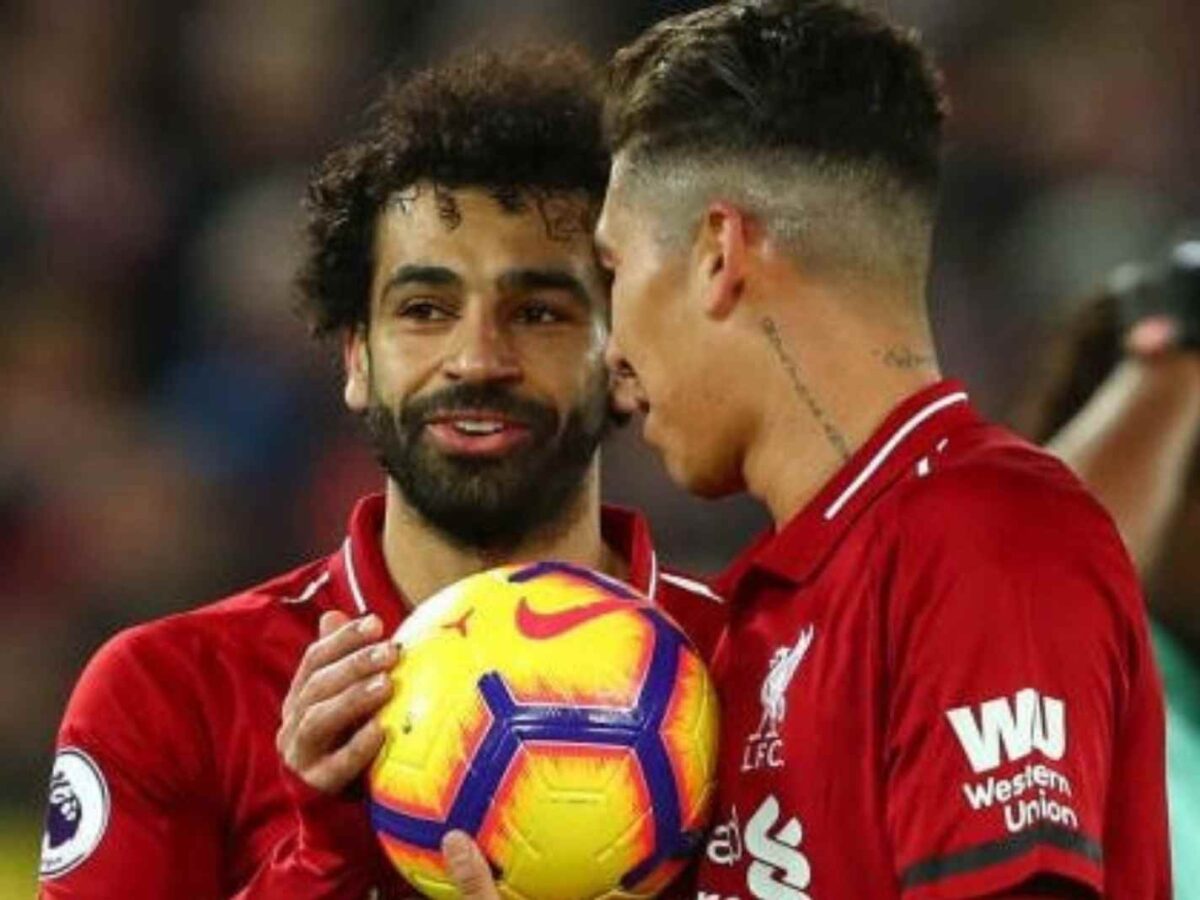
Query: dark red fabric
694 381 1169 900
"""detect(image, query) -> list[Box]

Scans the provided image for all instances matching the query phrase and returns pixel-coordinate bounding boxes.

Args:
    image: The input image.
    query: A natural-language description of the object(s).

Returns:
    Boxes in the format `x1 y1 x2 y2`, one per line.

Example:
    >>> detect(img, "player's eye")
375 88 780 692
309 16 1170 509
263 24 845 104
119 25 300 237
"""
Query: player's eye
515 300 569 325
398 299 456 322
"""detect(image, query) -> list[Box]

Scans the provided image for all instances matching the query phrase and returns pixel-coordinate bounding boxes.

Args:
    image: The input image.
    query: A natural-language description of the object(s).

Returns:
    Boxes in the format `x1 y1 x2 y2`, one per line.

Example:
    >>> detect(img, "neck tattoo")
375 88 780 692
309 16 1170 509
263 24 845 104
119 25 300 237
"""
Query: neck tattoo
875 346 935 370
760 317 851 461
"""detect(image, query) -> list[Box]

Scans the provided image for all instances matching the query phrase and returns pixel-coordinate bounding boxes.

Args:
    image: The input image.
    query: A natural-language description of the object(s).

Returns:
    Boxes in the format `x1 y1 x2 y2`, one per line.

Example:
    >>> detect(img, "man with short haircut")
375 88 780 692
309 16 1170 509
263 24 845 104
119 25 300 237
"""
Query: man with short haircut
37 48 720 899
586 1 1170 896
279 6 1170 897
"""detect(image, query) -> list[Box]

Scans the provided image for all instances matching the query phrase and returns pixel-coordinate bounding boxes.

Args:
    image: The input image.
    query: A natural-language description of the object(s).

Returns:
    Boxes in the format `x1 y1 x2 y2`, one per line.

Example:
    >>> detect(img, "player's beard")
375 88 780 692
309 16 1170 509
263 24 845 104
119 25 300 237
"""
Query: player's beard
364 370 609 552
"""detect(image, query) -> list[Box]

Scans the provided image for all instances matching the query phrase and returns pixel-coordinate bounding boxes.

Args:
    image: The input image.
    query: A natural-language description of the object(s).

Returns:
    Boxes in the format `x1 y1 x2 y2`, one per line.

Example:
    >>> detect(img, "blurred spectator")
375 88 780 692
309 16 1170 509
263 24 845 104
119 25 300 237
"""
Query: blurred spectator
179 1 369 174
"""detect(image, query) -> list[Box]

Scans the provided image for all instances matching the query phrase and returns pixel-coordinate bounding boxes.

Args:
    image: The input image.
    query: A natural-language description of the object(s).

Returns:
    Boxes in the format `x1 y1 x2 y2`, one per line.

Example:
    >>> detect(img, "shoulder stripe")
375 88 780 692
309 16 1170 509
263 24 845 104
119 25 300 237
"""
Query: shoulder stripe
824 391 968 521
901 823 1101 889
658 572 724 604
342 539 368 614
283 571 331 605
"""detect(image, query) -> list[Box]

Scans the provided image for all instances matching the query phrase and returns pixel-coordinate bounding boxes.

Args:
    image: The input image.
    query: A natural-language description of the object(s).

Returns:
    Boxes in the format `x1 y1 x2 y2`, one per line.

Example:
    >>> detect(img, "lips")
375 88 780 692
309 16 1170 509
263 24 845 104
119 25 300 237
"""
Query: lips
424 409 533 457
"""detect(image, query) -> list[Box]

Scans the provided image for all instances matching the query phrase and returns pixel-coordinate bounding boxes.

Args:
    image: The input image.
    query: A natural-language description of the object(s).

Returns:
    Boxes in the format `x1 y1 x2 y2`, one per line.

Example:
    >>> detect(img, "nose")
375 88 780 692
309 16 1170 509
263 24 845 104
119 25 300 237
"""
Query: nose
442 308 522 384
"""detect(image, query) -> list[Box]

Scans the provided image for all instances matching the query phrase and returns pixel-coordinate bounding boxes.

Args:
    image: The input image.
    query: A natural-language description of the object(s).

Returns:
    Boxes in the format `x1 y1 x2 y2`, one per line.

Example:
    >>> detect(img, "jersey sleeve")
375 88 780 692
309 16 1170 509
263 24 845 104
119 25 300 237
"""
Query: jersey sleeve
38 627 224 899
39 622 415 900
880 463 1169 898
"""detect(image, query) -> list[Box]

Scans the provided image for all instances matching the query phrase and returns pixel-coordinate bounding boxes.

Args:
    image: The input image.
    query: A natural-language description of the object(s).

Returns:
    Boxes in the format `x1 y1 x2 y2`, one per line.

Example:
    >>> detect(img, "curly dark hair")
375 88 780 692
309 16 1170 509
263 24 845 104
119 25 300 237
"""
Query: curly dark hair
605 0 946 195
297 46 608 339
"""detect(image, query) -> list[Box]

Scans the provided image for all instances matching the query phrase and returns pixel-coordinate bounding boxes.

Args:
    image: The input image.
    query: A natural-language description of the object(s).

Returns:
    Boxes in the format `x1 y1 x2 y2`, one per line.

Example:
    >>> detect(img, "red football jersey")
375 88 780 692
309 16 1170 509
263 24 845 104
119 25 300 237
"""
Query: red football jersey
694 380 1169 899
38 494 725 898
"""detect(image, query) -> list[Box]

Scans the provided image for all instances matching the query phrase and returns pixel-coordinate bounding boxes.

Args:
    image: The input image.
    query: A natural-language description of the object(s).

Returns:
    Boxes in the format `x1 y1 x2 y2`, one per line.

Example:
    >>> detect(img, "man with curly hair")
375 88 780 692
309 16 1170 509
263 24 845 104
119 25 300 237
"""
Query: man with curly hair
37 48 722 899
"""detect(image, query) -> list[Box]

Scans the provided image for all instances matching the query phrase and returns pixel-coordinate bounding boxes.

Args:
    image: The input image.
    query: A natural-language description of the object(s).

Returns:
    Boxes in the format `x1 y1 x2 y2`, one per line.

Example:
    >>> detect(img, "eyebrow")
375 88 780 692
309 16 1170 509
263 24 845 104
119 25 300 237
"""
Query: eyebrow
497 268 592 306
382 265 463 293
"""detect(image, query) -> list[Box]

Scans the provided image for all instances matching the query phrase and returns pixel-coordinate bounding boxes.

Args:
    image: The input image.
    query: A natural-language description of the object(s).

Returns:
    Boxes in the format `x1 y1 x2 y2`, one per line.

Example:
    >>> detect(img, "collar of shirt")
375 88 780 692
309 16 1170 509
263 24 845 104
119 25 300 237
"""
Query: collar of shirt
720 379 978 594
599 503 661 600
324 494 662 632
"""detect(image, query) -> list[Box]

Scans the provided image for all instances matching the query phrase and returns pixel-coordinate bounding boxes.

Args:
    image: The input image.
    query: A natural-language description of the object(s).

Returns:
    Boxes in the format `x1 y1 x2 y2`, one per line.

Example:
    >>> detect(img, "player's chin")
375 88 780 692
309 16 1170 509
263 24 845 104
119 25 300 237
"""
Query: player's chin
682 468 741 500
662 444 741 499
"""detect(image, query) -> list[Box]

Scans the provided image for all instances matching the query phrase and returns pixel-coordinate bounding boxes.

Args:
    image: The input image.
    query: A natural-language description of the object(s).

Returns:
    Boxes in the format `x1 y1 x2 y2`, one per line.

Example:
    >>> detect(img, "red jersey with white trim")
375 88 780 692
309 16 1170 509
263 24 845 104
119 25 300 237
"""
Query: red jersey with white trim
694 380 1169 900
38 495 724 899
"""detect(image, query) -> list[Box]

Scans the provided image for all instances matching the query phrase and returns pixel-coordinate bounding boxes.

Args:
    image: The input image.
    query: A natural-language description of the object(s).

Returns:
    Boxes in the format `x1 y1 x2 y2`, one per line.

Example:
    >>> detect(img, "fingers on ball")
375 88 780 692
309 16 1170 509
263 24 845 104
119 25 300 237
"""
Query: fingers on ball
296 615 383 687
296 677 392 753
297 641 395 710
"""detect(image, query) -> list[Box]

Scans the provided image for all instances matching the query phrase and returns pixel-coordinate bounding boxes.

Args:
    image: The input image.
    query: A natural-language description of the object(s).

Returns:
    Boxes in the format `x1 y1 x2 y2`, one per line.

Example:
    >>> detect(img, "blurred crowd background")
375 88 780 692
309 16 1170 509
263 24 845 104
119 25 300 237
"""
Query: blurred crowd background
1 0 1197 890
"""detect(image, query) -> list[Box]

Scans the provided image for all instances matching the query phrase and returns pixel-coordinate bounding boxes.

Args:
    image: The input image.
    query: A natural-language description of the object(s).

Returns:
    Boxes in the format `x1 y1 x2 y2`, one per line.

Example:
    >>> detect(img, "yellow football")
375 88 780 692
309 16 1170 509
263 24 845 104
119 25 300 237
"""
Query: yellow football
368 561 719 900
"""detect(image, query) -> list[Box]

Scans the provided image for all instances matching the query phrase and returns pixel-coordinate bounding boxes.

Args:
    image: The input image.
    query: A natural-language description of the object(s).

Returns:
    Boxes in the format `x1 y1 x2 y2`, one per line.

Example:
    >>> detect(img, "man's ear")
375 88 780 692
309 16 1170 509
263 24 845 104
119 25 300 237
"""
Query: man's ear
343 326 370 412
695 202 751 321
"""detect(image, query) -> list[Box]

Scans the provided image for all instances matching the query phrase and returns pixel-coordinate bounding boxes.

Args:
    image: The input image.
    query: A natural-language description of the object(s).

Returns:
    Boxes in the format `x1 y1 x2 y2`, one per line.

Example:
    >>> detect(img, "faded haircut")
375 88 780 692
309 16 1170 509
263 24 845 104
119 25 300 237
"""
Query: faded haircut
605 0 947 286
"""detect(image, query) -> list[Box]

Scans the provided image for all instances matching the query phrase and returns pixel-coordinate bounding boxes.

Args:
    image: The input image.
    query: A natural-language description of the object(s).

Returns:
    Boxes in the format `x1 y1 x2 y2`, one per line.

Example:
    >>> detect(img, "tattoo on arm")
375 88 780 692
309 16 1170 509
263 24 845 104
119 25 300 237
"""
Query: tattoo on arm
875 346 935 369
761 317 851 461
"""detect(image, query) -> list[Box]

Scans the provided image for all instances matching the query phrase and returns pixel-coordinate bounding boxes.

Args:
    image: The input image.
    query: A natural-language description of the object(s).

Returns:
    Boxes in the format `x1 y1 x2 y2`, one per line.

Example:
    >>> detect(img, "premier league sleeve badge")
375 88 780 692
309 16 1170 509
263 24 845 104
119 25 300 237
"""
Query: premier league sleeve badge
39 748 110 880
